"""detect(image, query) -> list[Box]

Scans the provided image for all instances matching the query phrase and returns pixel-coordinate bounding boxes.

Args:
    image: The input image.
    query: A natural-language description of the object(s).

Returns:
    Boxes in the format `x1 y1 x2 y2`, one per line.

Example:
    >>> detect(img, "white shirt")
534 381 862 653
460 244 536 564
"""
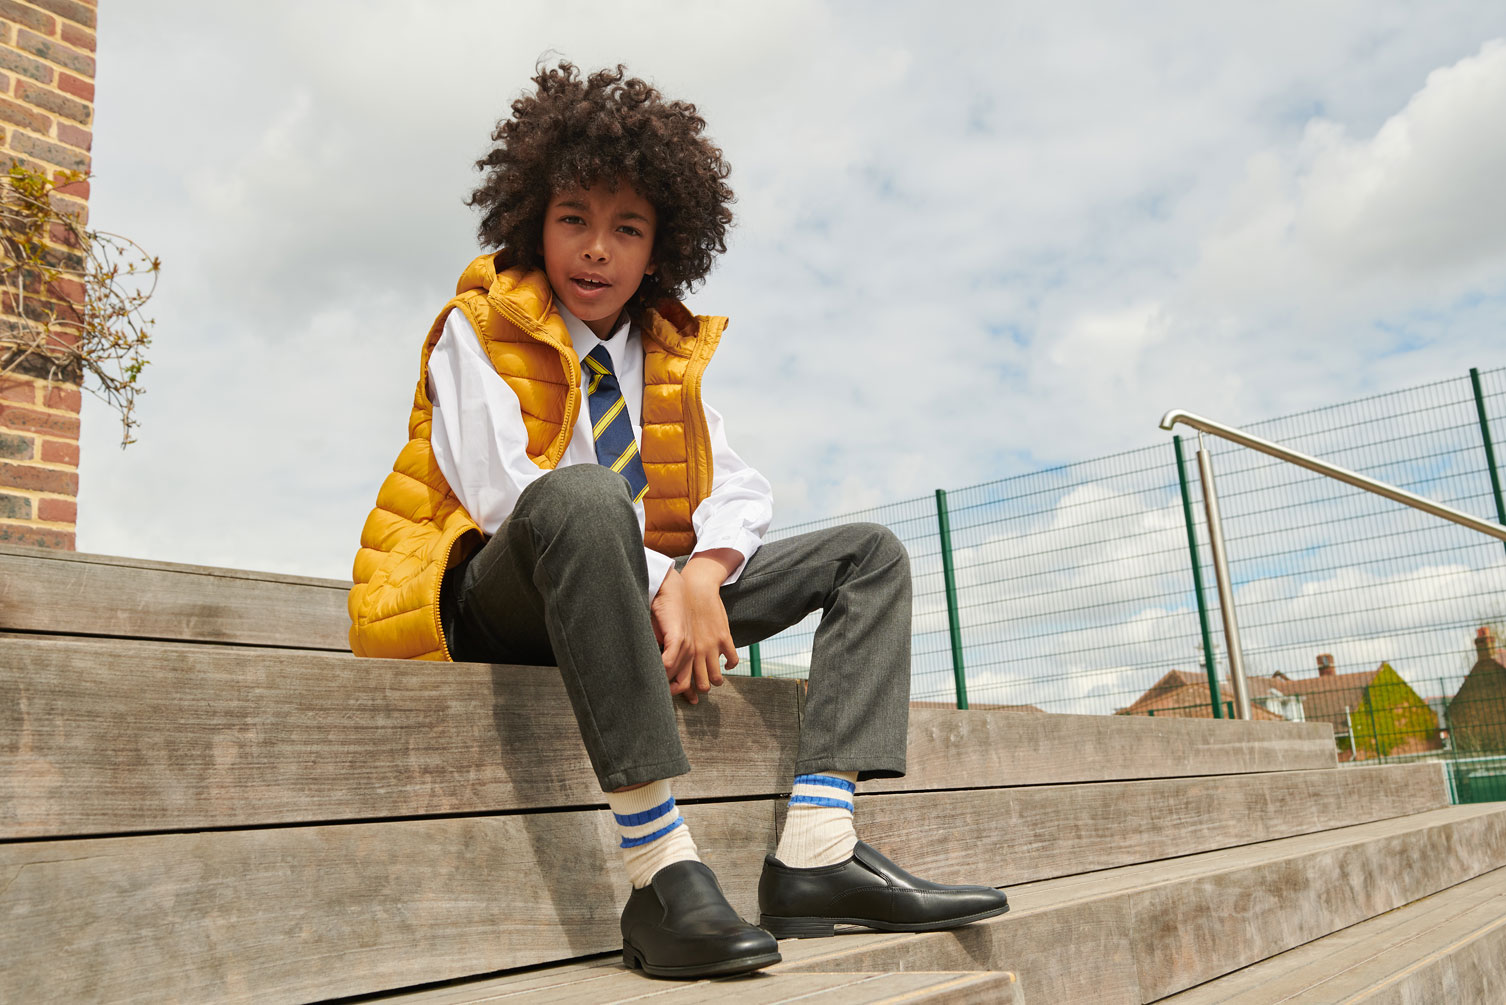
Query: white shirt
427 303 773 596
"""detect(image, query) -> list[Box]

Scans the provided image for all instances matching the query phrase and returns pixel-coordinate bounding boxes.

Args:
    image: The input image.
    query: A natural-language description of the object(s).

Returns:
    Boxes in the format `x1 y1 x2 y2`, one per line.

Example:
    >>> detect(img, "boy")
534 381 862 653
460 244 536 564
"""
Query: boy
349 63 1008 980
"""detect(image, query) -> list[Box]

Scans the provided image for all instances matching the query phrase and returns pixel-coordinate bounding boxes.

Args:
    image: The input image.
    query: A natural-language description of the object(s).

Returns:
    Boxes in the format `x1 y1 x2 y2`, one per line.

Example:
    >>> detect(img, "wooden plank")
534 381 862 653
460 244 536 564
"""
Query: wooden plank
0 543 350 649
1 638 803 838
850 762 1448 888
4 639 1343 839
774 803 1506 1004
0 801 777 1004
1159 864 1506 1003
872 705 1338 794
394 969 1021 1004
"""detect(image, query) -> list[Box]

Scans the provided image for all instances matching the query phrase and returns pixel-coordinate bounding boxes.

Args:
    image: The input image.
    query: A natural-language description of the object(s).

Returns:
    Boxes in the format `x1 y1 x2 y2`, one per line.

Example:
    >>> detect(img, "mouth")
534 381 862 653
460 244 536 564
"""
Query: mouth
571 274 612 293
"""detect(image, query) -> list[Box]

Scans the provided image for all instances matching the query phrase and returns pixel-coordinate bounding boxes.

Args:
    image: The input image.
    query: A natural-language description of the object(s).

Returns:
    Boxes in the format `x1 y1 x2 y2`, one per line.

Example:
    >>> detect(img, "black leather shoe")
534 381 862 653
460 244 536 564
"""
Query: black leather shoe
620 860 781 978
758 841 1010 938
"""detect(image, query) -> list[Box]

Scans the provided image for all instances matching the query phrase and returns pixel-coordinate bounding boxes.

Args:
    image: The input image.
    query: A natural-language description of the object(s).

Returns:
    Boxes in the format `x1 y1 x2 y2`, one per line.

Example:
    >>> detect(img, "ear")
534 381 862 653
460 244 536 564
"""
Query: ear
644 258 657 276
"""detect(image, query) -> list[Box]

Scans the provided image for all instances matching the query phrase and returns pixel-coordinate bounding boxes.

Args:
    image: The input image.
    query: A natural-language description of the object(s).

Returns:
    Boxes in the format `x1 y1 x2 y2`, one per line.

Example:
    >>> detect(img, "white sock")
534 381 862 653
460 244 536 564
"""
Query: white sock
607 779 701 888
774 771 859 868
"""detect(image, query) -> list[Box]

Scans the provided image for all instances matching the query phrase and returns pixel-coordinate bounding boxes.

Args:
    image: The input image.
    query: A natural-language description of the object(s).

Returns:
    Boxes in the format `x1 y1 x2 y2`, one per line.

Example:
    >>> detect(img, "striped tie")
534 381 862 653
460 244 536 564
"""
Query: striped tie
581 345 650 503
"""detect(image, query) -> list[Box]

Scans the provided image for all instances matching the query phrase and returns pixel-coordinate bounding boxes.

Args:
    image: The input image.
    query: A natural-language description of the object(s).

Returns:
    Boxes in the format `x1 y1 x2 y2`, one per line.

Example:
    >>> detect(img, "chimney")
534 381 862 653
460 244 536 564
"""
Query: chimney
1316 653 1336 677
1476 627 1501 664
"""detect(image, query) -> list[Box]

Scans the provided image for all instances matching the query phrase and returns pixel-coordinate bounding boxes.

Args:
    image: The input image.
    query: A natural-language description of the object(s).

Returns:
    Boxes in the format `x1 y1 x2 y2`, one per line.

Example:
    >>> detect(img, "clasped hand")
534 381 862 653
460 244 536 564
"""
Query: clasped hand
651 550 741 705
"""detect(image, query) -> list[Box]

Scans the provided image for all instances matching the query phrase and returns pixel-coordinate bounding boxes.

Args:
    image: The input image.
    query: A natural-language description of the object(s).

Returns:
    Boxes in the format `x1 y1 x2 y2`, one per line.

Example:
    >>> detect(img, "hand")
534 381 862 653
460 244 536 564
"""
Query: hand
651 566 691 698
675 550 743 704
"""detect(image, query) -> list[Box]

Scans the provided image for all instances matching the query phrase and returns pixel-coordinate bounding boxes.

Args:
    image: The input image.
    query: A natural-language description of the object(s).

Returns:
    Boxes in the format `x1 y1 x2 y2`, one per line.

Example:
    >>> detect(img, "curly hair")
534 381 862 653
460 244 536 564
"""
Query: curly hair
468 62 734 309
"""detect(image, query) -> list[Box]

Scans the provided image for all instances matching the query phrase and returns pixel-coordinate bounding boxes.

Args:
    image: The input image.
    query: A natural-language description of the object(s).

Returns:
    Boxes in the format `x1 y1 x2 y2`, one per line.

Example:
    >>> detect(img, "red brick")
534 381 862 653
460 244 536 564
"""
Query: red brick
10 129 87 171
59 23 92 52
55 119 87 150
0 491 31 519
0 377 37 405
0 44 53 85
15 28 94 77
42 384 79 411
37 495 74 522
46 219 82 247
56 70 89 101
0 404 79 437
0 459 76 493
51 172 87 197
40 436 76 464
0 0 56 35
0 521 74 549
27 0 94 29
15 78 90 124
0 94 51 132
0 431 34 459
48 277 84 306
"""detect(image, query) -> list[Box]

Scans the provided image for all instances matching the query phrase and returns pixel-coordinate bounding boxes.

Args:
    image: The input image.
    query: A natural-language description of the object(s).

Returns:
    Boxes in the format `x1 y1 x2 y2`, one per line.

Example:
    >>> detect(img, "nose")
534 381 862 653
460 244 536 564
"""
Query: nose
582 226 609 262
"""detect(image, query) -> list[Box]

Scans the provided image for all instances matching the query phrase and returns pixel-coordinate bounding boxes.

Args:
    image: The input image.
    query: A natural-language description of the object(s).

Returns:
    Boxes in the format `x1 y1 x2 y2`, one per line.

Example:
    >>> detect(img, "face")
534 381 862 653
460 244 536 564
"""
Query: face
541 182 657 339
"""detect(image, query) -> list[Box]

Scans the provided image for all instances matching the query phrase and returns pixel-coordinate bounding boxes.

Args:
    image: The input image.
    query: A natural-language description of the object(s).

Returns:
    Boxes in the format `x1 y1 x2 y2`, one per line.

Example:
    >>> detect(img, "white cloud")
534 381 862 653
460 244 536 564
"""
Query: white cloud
76 3 1506 601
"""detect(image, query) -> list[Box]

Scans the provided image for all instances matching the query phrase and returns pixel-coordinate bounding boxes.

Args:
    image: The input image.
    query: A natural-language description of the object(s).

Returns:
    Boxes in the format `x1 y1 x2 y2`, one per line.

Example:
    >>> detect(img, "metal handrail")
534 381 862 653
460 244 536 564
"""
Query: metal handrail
1160 408 1506 722
1160 410 1506 542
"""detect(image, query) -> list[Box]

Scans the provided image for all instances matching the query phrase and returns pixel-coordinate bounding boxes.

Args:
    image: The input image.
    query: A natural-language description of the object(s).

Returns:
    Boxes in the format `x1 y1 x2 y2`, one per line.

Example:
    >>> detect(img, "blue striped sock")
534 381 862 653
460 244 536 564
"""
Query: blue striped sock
606 779 700 888
776 771 858 868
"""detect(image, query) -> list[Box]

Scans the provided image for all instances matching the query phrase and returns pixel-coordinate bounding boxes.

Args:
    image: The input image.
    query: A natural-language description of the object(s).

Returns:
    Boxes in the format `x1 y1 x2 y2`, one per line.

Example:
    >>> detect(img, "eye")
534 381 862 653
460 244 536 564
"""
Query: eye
618 225 643 237
558 214 585 225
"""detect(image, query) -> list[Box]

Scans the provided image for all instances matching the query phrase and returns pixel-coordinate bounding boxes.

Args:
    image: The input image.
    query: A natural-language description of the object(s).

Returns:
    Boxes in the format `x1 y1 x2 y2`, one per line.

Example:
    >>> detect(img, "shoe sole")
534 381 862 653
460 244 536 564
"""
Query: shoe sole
621 940 782 979
760 900 1011 939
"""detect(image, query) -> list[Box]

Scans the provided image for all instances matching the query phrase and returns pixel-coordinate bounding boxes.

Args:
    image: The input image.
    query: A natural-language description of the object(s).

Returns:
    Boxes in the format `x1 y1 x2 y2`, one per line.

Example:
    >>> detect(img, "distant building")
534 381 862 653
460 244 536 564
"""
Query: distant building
1448 628 1506 754
1119 653 1441 758
1115 670 1284 721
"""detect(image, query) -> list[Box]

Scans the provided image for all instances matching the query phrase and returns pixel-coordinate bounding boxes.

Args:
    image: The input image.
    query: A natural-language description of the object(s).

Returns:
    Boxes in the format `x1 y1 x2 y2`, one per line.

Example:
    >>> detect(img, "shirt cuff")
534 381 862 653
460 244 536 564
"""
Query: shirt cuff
644 548 675 598
691 527 764 586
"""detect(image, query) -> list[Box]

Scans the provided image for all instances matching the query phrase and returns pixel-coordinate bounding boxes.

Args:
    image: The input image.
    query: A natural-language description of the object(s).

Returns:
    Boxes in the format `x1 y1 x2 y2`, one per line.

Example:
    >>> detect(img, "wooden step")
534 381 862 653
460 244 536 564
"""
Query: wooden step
369 957 1023 1004
2 637 1338 838
1159 864 1506 1004
0 766 1453 1002
769 804 1506 1004
853 762 1447 889
0 542 351 650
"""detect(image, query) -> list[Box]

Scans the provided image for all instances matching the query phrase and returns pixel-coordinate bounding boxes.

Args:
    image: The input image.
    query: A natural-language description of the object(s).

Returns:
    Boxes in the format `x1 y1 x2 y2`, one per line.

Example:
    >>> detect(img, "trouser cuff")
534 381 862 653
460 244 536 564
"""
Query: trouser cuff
598 754 693 793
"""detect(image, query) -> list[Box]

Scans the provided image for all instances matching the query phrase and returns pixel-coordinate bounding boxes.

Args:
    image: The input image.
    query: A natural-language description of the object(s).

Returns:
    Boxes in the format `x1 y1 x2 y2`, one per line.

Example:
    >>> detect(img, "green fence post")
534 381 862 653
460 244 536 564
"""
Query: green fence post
1366 699 1382 763
1173 435 1224 718
1469 367 1506 558
748 642 762 677
935 489 968 710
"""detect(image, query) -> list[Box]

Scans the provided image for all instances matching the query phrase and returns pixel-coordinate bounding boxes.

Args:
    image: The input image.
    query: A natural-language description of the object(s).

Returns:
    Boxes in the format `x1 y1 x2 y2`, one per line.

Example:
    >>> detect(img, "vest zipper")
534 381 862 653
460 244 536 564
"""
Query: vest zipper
431 527 463 662
490 297 580 466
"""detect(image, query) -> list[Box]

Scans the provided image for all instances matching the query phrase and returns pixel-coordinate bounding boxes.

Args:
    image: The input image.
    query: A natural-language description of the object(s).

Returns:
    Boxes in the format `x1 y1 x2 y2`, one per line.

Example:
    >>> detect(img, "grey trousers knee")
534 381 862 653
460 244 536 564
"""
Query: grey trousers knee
442 464 911 791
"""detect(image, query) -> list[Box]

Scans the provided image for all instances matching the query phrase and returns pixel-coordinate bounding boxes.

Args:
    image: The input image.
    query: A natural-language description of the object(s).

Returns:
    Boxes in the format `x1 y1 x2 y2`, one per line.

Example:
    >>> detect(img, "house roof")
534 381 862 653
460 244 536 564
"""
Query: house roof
1247 668 1380 731
1117 678 1284 721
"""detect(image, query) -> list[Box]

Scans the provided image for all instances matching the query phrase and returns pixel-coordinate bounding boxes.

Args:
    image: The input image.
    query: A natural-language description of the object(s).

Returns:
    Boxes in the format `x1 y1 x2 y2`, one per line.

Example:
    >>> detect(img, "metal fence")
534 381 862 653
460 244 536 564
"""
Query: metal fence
738 367 1506 776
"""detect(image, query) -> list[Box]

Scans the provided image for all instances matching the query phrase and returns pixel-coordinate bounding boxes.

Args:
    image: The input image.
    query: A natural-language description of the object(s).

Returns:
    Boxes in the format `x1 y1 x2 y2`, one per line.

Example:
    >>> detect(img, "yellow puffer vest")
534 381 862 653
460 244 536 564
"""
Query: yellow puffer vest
348 253 726 660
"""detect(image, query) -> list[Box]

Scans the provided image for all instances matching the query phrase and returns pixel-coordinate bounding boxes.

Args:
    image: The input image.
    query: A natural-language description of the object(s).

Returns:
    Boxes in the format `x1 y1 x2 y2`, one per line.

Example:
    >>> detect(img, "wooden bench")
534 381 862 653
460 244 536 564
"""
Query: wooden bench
4 542 1503 1003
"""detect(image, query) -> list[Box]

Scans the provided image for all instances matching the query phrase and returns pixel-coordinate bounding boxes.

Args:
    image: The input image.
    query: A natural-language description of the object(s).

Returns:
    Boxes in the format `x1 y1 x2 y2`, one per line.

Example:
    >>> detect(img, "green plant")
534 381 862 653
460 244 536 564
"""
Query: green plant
1351 663 1441 758
1 161 158 446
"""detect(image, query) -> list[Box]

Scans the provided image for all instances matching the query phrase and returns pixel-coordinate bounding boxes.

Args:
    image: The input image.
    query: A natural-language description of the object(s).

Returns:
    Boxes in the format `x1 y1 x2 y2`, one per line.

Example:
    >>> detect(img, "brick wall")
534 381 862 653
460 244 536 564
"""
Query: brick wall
0 0 95 550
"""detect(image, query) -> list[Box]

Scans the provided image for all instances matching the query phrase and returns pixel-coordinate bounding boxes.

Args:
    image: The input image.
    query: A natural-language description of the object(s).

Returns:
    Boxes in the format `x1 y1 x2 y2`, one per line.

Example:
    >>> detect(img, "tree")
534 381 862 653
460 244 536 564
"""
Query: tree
1 162 158 446
1350 663 1441 758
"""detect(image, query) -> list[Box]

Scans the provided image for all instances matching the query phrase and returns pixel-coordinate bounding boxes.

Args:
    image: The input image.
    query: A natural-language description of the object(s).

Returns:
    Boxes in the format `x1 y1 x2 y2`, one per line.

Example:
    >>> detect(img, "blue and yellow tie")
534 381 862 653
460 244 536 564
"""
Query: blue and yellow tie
582 345 650 503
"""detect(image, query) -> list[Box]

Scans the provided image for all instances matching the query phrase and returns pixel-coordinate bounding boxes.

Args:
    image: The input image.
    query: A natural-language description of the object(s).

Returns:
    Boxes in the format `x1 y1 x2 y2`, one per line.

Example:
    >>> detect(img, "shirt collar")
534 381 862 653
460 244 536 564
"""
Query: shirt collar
557 302 632 354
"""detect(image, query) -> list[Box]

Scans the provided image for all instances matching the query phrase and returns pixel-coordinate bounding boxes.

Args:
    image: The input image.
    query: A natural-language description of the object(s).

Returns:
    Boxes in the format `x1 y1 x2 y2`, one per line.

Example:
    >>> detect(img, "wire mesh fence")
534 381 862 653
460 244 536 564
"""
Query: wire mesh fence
738 366 1506 788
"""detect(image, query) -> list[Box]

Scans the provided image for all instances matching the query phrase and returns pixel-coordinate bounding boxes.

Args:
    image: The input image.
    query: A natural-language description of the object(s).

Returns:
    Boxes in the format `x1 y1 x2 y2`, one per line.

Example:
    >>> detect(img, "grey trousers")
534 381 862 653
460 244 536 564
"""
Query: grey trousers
441 464 912 792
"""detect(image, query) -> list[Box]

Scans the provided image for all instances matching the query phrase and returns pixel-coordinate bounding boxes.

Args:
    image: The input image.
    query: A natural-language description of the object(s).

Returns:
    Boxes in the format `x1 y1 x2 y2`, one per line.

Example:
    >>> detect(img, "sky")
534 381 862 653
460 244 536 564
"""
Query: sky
81 1 1506 598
